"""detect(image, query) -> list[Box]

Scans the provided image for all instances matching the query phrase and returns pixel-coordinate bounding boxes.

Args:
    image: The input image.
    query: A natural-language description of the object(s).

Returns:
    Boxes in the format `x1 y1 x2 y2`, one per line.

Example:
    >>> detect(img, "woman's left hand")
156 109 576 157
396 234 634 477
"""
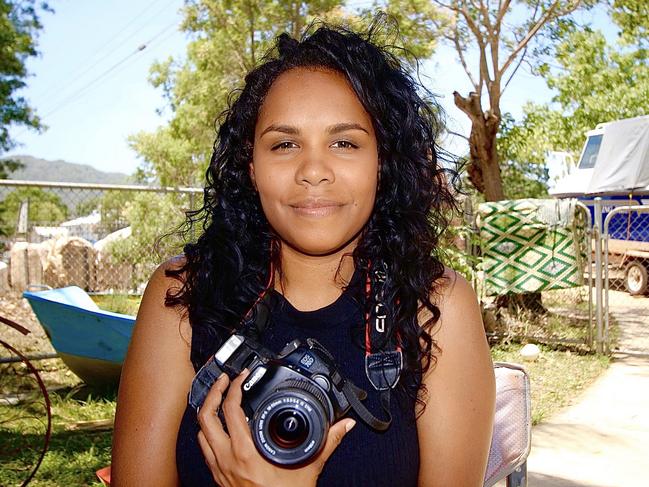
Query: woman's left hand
196 369 356 487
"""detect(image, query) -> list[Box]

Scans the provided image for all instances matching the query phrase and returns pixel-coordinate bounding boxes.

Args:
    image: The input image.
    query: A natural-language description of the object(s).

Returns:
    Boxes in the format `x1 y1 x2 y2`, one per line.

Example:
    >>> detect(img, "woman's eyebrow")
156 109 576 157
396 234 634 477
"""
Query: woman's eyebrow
259 122 369 138
326 122 369 135
259 124 299 137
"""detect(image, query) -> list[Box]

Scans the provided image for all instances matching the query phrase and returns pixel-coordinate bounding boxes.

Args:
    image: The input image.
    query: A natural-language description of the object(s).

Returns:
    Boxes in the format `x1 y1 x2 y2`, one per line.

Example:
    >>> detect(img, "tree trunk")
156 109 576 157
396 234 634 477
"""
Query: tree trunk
453 91 505 202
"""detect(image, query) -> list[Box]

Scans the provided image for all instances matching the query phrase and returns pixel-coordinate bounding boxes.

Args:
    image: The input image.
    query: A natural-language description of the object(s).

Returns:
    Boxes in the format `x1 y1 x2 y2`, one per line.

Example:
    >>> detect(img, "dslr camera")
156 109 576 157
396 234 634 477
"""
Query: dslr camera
189 333 378 467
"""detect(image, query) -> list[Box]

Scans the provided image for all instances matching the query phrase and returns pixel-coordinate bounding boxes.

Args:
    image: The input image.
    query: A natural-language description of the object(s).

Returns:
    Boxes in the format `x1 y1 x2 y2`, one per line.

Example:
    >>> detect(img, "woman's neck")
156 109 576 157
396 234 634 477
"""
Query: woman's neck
274 240 357 312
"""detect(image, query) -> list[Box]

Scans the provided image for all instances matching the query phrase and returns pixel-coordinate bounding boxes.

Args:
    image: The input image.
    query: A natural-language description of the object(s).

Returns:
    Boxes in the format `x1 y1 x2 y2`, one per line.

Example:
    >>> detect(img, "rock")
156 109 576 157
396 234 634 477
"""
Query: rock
520 343 541 362
9 241 29 291
93 227 132 291
43 236 97 289
0 261 8 293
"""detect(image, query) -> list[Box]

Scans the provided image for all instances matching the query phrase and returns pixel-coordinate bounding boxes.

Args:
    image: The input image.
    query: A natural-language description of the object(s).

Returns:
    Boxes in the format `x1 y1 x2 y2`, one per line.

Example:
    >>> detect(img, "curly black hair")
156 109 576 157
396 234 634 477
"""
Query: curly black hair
164 15 460 415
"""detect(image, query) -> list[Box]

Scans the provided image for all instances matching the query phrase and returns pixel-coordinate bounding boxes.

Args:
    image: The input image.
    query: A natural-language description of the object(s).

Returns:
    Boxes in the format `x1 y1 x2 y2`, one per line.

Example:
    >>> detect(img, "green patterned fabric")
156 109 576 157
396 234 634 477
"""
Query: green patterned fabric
477 199 586 296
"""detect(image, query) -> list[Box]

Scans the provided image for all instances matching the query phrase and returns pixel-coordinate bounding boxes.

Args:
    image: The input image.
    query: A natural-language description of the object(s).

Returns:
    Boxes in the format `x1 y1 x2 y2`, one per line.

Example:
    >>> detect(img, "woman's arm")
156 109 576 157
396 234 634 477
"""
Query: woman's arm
417 268 496 487
111 256 195 486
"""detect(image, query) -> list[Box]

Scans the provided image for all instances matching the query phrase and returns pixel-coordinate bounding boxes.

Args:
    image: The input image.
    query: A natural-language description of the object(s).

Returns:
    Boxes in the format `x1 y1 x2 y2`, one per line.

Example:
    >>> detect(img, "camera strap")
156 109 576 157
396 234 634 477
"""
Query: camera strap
363 260 403 430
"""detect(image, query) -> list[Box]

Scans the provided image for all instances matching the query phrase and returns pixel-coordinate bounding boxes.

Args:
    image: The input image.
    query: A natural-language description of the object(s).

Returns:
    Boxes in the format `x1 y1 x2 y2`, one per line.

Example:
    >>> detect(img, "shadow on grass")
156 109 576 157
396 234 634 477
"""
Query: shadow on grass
1 383 117 486
1 428 112 486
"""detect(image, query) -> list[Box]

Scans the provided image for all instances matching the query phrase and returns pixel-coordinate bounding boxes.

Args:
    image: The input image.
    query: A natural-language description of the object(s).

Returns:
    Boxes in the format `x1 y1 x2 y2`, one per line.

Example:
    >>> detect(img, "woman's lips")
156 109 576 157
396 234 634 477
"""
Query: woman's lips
289 199 346 217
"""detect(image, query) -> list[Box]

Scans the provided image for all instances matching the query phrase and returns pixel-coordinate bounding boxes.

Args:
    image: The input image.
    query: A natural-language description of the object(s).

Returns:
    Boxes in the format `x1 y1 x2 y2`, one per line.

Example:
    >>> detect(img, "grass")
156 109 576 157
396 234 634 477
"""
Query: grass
490 342 610 425
1 380 115 487
89 293 142 316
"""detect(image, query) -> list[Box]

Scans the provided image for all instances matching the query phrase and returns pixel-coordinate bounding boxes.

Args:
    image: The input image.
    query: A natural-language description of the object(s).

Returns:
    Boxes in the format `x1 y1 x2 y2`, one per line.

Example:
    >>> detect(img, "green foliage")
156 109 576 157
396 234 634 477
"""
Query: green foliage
0 187 68 237
105 191 191 283
611 0 648 47
90 293 142 316
0 157 24 178
501 4 649 165
497 113 550 200
0 0 53 175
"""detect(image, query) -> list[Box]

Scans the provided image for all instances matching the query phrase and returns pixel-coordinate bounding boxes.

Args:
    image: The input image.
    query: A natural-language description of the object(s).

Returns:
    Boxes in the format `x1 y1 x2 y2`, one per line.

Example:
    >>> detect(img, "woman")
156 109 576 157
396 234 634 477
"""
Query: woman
112 18 495 487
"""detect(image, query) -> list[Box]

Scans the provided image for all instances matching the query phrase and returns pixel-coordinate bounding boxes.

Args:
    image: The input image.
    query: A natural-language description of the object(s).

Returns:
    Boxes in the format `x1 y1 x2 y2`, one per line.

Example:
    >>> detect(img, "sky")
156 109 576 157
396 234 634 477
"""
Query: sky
5 0 615 179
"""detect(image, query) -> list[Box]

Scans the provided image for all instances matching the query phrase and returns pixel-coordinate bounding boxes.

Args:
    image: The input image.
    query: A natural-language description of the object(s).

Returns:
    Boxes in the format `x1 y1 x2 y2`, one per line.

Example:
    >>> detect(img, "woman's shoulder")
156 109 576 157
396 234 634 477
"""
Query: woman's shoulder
435 265 476 308
138 253 191 338
417 265 478 328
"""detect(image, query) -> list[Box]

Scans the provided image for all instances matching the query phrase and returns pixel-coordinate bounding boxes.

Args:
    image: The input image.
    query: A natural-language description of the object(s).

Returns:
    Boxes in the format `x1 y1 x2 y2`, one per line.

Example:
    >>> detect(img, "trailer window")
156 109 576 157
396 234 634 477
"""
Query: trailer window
578 134 603 169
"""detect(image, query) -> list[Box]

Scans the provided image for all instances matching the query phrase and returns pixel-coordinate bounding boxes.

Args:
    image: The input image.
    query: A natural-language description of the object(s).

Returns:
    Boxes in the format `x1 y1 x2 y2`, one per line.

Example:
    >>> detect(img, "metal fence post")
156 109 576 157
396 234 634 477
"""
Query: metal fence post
593 197 603 354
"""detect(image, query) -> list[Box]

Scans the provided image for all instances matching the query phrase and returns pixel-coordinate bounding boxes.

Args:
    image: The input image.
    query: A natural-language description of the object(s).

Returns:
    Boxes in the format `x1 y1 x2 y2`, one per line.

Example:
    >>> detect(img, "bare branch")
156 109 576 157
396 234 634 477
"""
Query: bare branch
430 0 461 13
447 130 470 141
502 43 528 93
499 0 582 76
478 0 493 37
451 16 479 89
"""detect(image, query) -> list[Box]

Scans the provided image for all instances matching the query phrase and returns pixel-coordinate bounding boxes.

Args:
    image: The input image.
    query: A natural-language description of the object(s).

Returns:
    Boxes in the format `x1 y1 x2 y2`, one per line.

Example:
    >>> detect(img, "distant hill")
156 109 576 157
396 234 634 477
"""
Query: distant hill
2 155 133 184
0 156 140 215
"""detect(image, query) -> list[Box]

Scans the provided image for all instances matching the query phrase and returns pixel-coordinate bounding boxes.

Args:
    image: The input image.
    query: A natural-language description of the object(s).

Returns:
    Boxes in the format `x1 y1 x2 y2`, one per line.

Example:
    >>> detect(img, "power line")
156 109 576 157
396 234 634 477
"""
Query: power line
31 0 179 106
13 21 180 137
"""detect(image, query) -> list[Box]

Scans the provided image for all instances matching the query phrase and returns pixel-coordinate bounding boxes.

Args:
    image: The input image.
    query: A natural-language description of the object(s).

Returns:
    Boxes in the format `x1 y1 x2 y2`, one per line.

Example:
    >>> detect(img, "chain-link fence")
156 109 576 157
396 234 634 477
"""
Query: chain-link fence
600 203 649 354
463 197 595 352
0 180 202 296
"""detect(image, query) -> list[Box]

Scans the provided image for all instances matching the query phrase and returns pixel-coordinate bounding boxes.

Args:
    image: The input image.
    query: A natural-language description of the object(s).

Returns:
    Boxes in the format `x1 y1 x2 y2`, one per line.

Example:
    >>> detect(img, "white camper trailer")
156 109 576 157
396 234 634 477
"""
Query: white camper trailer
550 115 649 295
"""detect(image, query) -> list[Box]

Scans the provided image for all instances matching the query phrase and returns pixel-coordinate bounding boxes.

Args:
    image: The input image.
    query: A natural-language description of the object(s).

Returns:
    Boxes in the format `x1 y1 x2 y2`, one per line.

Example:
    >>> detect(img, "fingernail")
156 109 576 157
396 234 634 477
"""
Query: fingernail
345 420 356 432
217 373 227 382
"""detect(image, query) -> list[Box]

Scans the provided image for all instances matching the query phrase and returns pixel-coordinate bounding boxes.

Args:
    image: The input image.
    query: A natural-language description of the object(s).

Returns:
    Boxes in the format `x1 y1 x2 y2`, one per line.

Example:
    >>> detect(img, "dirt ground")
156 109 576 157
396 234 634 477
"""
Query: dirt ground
607 290 649 354
0 292 55 355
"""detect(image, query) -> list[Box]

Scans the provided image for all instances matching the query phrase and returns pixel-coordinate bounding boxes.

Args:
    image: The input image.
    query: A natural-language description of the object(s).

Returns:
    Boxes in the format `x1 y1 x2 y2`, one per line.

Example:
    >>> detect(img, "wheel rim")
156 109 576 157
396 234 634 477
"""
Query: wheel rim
627 266 644 293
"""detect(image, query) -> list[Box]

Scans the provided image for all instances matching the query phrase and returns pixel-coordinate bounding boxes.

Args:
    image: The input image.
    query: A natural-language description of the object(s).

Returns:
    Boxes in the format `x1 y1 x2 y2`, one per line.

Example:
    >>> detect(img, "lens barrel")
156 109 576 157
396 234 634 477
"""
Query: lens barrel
251 379 332 466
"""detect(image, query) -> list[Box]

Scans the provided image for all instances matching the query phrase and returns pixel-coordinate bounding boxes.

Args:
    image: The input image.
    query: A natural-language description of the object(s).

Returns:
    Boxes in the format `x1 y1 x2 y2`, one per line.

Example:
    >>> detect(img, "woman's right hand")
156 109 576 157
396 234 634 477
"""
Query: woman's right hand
197 369 356 487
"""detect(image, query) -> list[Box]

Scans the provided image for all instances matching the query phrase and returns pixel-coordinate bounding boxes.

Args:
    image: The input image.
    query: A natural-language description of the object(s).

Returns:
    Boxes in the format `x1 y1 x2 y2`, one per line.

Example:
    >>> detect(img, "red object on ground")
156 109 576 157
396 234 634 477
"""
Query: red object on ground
96 465 111 486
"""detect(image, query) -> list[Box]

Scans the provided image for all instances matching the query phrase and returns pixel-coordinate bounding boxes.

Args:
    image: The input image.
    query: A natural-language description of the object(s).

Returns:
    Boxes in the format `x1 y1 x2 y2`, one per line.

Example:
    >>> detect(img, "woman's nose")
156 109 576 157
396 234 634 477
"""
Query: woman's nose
294 150 335 187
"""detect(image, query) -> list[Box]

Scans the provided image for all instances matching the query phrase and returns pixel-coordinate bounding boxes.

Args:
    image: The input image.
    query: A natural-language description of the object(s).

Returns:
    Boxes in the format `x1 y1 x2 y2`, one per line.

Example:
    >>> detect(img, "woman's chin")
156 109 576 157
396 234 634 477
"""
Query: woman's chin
285 235 359 257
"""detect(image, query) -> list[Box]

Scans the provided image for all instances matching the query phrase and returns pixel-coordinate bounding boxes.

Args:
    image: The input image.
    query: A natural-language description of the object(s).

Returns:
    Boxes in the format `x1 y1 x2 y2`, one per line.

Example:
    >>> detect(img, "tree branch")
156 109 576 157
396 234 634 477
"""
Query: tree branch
451 16 479 89
499 0 582 76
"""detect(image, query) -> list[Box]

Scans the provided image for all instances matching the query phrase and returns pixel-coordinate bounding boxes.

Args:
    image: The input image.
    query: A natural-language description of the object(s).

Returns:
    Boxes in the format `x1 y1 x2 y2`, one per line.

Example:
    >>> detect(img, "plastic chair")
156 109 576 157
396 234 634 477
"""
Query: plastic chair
97 362 531 486
483 362 532 487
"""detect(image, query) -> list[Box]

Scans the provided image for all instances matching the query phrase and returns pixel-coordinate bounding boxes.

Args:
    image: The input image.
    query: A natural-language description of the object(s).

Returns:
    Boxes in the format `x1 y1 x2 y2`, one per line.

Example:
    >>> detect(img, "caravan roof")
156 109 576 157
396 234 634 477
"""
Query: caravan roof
550 115 649 197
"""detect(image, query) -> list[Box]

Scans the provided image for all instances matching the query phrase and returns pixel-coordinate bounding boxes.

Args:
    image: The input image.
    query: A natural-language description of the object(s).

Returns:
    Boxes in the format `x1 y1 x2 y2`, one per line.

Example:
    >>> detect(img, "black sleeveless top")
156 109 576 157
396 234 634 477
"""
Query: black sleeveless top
176 268 421 486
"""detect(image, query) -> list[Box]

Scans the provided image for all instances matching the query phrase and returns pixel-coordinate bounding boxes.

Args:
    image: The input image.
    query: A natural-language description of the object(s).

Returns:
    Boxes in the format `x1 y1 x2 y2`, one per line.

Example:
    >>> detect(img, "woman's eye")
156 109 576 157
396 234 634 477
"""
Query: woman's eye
271 141 297 151
331 140 358 149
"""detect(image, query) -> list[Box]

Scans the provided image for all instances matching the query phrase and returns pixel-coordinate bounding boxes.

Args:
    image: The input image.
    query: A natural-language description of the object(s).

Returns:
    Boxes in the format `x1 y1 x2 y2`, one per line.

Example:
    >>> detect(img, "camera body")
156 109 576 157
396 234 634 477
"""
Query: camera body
189 334 359 467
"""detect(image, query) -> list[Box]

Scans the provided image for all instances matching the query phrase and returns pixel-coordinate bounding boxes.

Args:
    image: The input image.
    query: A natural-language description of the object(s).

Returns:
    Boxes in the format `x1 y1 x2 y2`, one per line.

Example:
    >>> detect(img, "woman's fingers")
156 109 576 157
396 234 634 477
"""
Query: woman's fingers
221 369 257 450
313 418 356 472
197 373 232 453
197 430 218 470
198 431 228 486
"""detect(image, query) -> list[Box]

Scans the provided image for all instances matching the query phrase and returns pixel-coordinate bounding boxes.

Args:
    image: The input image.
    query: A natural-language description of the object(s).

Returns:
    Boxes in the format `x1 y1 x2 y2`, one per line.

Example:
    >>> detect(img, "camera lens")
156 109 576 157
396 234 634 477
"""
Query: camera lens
268 410 309 449
251 379 333 466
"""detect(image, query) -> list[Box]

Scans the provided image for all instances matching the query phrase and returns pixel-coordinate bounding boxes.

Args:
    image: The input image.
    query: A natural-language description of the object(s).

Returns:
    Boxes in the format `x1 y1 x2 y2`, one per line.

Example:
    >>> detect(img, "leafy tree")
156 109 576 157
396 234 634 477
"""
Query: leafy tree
500 2 649 164
496 113 549 200
0 187 67 237
430 0 593 201
0 0 53 177
611 0 648 47
106 191 192 288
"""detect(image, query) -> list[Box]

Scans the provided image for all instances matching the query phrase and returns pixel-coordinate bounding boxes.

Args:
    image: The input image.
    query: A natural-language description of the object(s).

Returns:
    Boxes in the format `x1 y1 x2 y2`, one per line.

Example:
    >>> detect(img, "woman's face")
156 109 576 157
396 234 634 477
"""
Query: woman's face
251 67 379 256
